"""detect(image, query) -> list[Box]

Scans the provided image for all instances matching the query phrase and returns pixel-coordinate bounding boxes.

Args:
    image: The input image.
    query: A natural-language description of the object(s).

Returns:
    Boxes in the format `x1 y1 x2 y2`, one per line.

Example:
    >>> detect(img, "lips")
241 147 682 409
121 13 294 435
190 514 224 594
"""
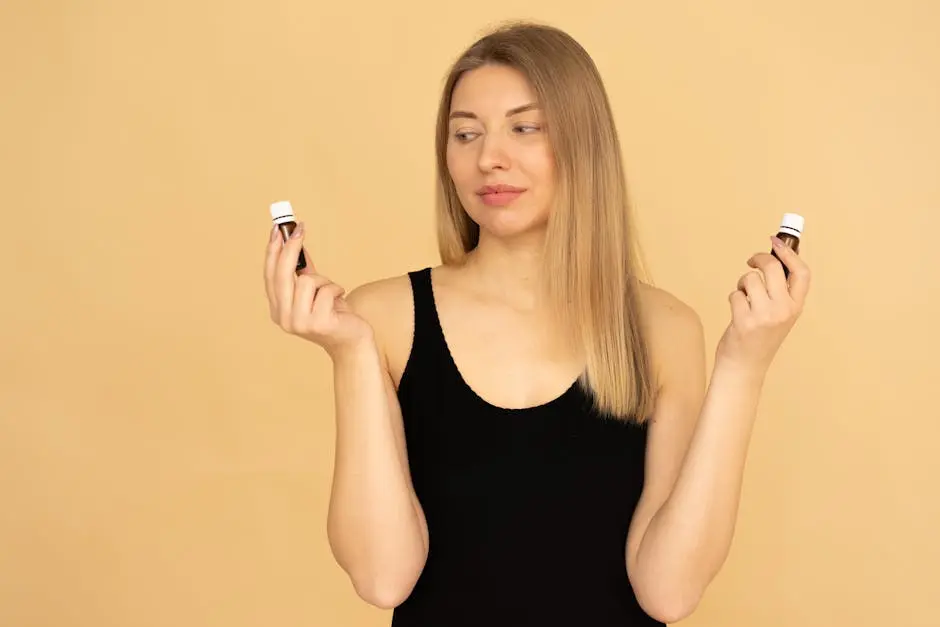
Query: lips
477 184 526 207
477 184 526 195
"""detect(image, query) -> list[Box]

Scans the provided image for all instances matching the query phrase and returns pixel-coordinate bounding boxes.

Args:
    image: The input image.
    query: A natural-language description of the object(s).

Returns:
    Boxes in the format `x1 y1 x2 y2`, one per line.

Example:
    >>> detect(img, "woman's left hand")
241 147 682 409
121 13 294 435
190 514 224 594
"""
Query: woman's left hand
715 236 812 375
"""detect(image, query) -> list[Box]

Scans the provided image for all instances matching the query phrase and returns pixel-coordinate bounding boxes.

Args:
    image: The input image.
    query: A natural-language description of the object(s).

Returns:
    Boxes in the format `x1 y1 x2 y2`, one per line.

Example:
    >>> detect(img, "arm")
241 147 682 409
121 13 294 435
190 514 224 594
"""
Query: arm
626 243 810 622
326 284 429 609
625 296 710 623
263 225 428 609
627 328 763 622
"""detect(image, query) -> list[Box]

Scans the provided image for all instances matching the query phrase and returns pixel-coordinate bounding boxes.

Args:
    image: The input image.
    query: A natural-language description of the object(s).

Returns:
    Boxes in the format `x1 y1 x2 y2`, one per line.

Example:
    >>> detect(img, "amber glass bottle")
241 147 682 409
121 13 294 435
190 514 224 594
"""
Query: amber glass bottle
270 200 307 273
773 213 804 278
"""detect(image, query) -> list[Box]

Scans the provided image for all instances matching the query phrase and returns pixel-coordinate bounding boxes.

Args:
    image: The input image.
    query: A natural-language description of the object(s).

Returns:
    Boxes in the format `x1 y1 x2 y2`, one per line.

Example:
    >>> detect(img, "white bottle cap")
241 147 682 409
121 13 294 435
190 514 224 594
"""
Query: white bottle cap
779 212 804 237
270 200 295 224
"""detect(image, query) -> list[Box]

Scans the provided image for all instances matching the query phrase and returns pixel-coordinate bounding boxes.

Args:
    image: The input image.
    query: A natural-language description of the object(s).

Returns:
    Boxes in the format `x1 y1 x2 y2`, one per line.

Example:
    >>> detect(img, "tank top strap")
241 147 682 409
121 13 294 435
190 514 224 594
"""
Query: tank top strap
405 267 449 365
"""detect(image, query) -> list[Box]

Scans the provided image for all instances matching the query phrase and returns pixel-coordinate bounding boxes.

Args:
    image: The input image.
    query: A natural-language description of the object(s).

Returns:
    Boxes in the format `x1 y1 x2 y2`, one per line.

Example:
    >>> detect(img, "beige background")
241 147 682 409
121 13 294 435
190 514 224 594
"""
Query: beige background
2 1 938 625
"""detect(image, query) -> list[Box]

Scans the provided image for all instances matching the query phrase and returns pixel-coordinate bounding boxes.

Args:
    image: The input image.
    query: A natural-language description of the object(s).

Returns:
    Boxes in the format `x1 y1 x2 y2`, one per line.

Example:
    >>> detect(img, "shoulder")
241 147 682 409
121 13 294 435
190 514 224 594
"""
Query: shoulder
635 281 706 389
344 272 415 321
636 281 701 328
343 270 421 386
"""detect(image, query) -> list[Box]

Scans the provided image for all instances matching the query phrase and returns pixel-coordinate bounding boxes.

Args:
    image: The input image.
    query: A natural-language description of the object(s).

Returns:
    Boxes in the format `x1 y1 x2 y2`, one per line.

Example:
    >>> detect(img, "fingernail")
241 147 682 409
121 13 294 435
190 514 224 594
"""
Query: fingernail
270 225 279 242
771 236 784 249
291 222 304 239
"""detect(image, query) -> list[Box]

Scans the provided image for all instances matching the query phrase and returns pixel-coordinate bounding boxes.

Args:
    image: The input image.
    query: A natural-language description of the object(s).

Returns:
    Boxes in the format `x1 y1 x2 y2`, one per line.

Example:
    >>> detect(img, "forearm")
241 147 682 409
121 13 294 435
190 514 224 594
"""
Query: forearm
326 340 427 608
637 360 766 603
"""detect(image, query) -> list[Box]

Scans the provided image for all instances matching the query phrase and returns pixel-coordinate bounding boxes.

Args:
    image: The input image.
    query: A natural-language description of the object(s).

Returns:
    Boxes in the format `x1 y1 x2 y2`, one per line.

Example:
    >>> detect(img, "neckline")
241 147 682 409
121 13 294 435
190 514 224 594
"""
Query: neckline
425 267 582 415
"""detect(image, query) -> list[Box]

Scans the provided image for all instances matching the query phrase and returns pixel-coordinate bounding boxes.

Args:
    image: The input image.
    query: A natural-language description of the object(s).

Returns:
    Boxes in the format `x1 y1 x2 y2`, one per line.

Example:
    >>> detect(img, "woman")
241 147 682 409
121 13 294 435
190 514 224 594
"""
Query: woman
263 21 810 627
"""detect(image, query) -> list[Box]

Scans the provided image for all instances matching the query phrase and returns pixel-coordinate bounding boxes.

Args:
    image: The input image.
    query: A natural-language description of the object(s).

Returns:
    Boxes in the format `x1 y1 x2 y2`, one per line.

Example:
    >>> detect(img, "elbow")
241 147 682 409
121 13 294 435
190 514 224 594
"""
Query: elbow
339 549 426 611
329 540 424 609
350 573 418 610
326 518 428 610
632 574 705 624
639 594 701 624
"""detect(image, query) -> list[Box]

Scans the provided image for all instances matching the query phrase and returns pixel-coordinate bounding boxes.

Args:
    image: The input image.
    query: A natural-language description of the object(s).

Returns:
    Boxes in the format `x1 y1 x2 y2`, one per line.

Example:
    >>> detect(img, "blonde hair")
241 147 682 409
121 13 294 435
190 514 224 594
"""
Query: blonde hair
434 21 656 423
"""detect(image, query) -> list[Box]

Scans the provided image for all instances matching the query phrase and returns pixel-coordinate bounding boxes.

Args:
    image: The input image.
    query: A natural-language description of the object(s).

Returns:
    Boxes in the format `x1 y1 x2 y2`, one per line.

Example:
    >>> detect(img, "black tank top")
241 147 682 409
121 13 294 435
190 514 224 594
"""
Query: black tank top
391 268 663 627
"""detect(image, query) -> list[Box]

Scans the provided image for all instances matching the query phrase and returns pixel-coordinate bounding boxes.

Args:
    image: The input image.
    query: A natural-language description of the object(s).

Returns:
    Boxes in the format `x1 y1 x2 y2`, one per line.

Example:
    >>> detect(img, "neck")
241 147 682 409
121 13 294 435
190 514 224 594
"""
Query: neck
462 228 547 310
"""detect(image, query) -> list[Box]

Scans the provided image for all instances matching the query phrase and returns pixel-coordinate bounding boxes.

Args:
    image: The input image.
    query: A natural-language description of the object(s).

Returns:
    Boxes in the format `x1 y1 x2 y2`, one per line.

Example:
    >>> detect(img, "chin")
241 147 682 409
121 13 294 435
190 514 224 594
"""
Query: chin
466 204 549 240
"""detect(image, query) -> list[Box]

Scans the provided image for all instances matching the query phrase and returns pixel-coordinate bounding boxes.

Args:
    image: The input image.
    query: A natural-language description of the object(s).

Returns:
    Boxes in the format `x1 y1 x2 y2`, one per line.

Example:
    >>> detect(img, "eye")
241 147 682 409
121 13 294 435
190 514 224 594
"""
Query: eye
453 130 480 142
513 124 541 134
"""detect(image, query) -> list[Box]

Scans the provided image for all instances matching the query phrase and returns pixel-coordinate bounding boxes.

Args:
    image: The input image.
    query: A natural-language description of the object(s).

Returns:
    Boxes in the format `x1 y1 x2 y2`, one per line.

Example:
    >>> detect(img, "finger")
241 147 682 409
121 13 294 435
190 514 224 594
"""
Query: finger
292 273 332 331
737 270 770 309
771 237 811 304
278 222 306 276
275 222 305 314
311 283 346 321
264 225 281 289
747 252 788 300
264 225 282 310
729 289 750 320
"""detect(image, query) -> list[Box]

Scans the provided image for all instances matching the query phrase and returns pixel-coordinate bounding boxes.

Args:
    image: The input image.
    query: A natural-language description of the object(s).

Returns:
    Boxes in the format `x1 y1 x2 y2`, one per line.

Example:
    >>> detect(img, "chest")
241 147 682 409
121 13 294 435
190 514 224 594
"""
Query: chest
400 381 649 529
433 296 583 410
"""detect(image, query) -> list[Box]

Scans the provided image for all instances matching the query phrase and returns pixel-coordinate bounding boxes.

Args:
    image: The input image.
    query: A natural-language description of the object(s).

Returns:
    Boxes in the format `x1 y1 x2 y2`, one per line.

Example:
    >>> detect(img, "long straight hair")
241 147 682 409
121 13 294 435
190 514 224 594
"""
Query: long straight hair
434 22 656 423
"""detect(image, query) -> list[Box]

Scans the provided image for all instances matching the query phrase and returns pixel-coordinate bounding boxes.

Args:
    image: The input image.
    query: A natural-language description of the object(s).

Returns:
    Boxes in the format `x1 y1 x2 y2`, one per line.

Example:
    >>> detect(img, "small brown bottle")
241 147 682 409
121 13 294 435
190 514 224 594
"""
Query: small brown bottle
270 200 307 273
772 212 804 278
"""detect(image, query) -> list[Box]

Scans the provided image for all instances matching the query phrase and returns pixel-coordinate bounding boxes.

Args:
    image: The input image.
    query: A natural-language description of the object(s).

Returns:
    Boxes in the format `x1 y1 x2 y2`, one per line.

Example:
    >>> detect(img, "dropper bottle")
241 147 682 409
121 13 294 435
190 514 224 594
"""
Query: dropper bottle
270 200 307 272
772 212 804 278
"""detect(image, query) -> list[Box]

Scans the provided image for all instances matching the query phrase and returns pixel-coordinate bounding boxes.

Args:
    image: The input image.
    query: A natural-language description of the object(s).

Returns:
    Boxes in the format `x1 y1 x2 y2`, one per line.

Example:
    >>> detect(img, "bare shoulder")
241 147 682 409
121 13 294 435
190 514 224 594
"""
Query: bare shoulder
636 281 702 329
343 272 417 386
635 281 706 386
344 272 414 324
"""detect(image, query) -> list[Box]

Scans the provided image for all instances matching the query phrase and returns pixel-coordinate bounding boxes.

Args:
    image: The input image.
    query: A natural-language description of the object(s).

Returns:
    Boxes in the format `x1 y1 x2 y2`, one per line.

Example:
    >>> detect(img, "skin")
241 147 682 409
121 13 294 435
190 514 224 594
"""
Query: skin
262 64 812 621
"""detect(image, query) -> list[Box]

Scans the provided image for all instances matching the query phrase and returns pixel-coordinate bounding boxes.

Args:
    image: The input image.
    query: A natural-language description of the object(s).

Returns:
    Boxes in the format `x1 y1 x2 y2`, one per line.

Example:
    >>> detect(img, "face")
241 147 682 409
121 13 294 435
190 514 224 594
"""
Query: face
446 64 555 240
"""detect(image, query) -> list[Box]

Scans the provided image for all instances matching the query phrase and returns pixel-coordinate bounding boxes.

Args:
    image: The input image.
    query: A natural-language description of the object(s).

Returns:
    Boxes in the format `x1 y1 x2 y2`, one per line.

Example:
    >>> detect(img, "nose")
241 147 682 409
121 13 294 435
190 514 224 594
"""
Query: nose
477 132 510 172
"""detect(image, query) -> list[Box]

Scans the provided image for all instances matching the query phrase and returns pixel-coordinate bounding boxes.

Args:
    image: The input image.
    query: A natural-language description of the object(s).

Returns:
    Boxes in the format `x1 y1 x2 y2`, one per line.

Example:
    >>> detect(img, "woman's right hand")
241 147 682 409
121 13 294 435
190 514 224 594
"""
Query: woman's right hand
264 222 374 358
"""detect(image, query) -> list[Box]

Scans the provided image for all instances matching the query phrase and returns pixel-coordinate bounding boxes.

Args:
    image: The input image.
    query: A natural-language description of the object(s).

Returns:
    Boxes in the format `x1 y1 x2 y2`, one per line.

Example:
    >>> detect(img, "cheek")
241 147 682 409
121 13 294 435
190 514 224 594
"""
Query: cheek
527 146 555 190
446 145 475 188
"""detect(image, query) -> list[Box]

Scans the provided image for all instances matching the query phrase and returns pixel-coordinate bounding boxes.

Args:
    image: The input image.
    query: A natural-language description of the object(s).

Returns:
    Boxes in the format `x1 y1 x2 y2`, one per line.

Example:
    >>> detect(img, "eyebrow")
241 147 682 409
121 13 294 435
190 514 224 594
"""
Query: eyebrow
449 103 540 120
